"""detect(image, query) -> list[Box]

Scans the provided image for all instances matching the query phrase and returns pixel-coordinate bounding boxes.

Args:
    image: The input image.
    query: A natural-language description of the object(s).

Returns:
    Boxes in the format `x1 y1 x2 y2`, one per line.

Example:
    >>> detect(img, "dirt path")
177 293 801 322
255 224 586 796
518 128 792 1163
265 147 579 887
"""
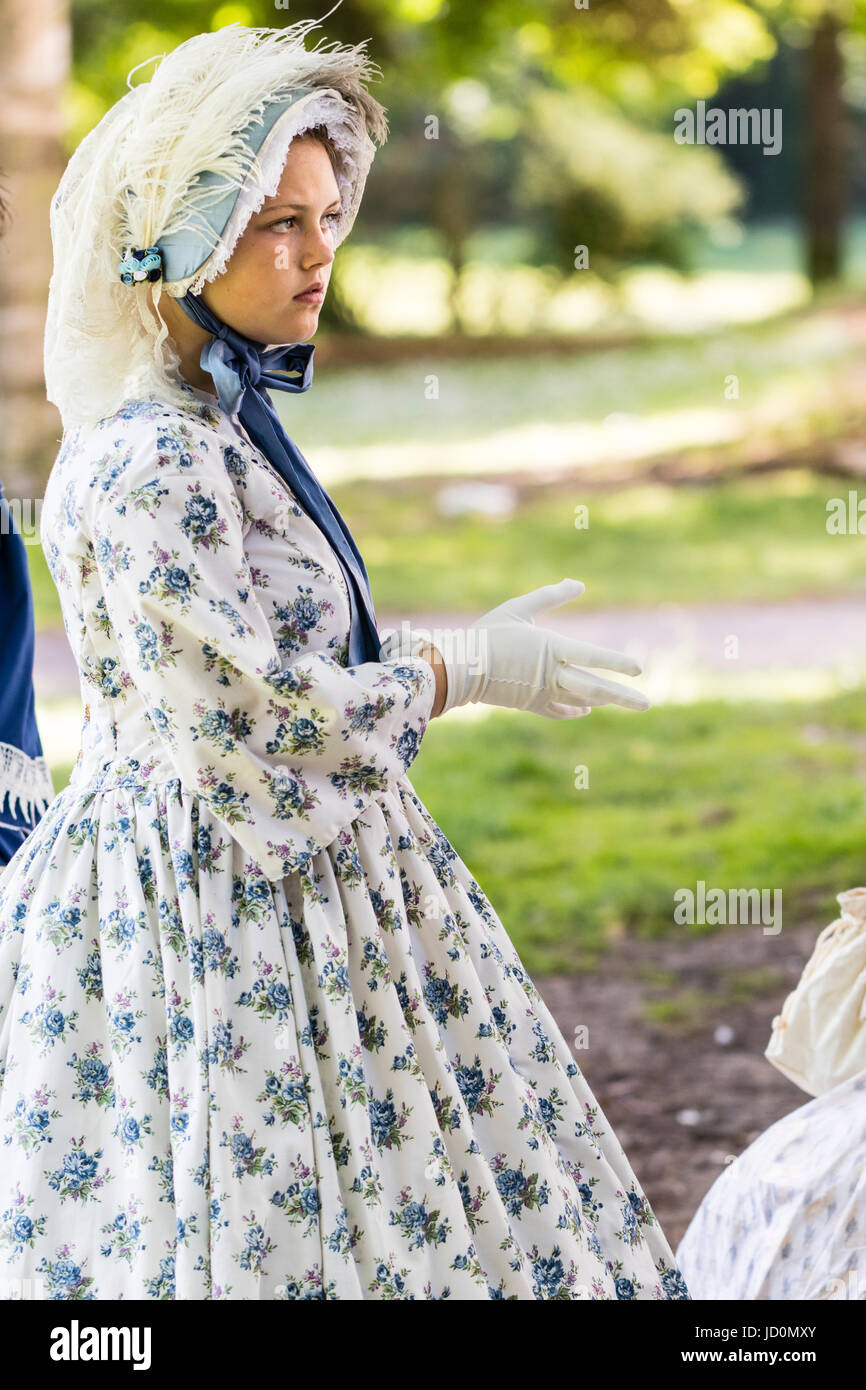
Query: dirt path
34 593 866 700
535 921 824 1250
383 595 866 678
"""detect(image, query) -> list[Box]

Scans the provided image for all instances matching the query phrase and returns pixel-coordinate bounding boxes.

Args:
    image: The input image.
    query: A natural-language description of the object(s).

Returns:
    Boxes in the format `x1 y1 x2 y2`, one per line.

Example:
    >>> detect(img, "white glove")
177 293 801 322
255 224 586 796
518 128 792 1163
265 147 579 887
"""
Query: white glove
379 578 649 720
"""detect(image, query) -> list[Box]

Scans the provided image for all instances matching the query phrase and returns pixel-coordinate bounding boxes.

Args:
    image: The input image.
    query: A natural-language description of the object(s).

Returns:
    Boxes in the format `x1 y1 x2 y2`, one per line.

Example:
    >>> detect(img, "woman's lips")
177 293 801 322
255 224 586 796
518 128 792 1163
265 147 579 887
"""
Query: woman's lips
294 286 324 303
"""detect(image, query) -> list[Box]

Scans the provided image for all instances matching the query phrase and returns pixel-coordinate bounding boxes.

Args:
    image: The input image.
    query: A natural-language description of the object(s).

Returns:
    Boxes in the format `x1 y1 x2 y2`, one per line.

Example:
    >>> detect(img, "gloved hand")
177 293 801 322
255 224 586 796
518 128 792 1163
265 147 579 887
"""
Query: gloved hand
379 578 650 720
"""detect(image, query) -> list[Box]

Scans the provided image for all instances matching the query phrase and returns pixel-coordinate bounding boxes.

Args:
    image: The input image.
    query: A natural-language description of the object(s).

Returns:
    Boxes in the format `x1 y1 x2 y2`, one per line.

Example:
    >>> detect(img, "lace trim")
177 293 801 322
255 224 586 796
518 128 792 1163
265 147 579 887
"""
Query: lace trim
179 89 375 299
0 741 54 824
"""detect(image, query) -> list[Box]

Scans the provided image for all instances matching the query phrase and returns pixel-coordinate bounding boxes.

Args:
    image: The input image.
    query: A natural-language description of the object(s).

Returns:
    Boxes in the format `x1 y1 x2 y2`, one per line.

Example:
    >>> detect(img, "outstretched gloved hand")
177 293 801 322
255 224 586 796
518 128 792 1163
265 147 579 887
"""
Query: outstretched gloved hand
380 578 650 720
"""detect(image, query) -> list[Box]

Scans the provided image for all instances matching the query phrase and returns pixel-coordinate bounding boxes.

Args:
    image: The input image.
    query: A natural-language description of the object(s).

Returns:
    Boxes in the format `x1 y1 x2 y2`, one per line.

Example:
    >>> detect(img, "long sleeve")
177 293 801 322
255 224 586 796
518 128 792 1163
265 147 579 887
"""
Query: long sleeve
87 423 436 883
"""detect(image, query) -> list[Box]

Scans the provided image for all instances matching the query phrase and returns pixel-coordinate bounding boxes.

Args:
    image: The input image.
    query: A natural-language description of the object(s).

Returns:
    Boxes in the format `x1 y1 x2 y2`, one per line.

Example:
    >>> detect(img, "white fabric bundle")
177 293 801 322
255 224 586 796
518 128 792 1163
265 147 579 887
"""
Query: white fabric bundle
765 887 866 1096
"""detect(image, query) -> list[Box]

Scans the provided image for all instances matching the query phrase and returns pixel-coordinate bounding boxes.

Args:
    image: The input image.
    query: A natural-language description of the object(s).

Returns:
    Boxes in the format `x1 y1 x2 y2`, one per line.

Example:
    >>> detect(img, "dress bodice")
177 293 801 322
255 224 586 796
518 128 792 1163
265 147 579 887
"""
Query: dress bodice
42 386 355 798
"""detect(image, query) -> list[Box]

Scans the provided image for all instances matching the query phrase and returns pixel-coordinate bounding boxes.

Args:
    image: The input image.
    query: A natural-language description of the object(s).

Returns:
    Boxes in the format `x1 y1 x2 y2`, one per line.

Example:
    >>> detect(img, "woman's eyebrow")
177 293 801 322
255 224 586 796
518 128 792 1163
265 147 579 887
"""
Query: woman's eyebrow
261 198 342 213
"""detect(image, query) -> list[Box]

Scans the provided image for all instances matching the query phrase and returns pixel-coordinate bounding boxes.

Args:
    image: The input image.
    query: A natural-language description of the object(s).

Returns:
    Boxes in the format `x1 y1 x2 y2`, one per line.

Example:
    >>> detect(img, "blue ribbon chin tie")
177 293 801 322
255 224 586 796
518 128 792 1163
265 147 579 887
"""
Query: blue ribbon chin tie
177 290 381 668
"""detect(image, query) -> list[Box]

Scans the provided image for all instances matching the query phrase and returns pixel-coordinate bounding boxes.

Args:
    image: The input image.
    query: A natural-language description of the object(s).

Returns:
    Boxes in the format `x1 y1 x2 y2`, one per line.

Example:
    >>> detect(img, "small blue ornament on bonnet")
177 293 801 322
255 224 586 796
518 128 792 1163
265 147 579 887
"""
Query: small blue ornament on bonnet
118 246 163 284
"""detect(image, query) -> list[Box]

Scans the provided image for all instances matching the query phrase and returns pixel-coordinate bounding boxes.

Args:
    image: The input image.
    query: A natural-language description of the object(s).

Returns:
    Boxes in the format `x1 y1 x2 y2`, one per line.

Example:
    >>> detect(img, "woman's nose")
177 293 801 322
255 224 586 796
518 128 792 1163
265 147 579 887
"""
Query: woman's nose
303 225 336 268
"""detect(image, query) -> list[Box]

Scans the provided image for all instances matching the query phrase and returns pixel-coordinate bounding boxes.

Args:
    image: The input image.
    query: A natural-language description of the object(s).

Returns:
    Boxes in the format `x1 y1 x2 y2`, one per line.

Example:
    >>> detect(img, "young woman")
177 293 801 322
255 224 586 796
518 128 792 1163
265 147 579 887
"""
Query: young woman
0 19 690 1300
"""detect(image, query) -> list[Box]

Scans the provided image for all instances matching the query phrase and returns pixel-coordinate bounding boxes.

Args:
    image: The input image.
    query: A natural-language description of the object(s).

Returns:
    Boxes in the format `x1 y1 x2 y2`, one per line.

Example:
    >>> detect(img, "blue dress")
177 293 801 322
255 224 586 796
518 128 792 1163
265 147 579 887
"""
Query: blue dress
0 384 689 1300
0 483 53 866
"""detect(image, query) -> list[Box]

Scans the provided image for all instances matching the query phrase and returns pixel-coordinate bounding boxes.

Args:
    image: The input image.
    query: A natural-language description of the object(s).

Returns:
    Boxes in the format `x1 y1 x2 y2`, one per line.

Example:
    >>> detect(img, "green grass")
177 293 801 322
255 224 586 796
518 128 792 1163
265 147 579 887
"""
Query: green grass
408 689 866 975
341 468 866 612
28 545 64 631
48 764 77 797
639 967 786 1033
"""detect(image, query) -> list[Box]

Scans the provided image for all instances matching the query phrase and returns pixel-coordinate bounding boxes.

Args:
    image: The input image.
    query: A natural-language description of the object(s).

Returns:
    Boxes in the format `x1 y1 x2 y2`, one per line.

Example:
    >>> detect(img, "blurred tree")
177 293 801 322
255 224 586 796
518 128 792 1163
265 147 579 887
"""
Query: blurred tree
11 0 863 381
58 0 779 332
0 0 69 492
804 7 849 282
677 3 862 286
517 83 743 279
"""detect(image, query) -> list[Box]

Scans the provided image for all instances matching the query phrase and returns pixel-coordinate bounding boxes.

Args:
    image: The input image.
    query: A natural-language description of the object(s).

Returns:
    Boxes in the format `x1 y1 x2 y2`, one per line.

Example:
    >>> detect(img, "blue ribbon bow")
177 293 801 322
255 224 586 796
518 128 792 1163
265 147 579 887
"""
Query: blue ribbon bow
178 291 381 667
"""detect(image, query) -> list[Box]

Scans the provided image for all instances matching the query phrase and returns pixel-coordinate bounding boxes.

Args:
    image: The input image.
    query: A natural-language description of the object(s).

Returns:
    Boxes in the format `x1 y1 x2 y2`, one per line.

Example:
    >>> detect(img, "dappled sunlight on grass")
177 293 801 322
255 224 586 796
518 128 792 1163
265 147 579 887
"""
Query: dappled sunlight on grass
285 307 863 485
342 470 866 611
310 405 747 484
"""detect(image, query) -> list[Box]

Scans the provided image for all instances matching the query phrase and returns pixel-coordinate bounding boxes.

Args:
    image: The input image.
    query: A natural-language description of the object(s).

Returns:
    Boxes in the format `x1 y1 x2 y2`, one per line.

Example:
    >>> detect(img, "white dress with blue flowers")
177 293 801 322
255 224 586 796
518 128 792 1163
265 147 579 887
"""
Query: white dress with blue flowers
0 385 689 1301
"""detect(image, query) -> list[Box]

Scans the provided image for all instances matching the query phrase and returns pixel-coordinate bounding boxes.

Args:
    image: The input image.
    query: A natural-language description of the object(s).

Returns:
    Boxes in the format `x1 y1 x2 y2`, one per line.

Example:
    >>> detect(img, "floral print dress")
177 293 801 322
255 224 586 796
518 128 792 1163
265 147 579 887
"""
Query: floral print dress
677 1069 866 1301
0 383 689 1301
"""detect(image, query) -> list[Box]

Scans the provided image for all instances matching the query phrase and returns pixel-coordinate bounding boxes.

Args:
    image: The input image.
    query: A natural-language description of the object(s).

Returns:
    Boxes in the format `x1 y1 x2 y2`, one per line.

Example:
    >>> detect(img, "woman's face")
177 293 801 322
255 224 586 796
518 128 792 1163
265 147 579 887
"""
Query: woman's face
201 134 340 345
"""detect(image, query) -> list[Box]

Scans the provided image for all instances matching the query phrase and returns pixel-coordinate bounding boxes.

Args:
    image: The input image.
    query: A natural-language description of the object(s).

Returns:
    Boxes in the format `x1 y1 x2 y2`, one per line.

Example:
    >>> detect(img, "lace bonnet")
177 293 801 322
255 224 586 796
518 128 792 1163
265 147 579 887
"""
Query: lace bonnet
44 14 388 432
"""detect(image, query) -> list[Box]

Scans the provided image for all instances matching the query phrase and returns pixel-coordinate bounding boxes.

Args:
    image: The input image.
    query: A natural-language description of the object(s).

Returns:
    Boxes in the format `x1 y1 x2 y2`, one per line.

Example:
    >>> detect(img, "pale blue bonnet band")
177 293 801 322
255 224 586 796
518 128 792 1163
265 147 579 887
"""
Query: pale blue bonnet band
156 87 315 285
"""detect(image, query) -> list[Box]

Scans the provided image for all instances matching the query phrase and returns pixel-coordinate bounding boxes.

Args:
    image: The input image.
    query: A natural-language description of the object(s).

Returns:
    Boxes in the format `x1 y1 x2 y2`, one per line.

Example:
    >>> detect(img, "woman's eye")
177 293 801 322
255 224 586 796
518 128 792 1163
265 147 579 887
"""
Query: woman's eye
269 212 341 231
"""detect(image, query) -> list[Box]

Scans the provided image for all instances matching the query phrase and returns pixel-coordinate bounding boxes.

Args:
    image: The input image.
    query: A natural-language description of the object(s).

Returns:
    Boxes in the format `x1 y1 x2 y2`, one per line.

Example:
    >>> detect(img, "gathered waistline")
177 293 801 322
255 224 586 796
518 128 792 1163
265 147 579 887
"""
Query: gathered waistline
62 754 416 808
65 753 186 798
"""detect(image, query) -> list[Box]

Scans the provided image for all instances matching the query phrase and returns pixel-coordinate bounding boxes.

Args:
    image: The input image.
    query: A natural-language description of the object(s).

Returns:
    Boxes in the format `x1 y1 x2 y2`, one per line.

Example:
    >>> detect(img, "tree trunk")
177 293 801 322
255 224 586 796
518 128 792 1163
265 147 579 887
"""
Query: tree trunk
804 10 847 286
0 0 69 496
432 146 474 334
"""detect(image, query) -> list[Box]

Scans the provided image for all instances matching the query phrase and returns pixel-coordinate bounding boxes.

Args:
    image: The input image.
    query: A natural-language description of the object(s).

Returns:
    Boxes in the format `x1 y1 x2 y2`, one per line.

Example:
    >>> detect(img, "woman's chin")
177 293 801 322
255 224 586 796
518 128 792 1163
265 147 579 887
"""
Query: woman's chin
266 303 320 344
